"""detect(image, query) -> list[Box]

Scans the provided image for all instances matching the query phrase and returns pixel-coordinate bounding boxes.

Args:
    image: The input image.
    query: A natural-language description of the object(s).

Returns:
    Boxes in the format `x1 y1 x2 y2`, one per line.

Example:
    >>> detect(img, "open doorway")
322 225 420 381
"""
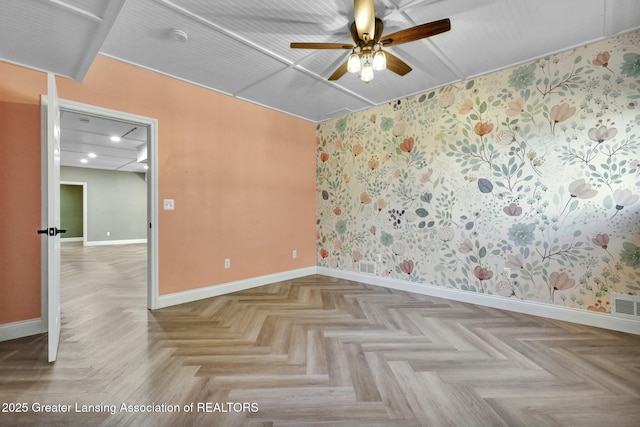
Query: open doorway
41 98 159 333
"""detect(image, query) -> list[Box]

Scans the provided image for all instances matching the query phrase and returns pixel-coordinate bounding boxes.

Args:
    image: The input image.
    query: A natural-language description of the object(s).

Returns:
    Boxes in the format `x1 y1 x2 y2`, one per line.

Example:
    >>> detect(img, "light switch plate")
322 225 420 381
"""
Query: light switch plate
163 199 175 210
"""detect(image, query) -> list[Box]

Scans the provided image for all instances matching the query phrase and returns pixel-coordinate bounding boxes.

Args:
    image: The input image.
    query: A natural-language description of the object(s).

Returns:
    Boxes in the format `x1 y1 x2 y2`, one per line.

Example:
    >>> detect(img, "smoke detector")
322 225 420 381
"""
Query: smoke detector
169 28 188 43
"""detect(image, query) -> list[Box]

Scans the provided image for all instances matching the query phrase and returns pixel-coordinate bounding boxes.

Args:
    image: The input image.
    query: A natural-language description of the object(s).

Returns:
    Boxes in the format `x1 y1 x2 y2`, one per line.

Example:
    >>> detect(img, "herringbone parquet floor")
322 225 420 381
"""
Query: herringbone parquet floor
1 243 639 426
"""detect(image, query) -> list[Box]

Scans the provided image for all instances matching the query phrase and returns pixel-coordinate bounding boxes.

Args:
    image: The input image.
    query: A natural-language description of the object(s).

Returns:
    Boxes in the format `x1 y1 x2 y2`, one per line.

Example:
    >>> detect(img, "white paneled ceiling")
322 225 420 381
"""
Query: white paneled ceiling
1 0 640 124
60 110 148 173
0 0 126 79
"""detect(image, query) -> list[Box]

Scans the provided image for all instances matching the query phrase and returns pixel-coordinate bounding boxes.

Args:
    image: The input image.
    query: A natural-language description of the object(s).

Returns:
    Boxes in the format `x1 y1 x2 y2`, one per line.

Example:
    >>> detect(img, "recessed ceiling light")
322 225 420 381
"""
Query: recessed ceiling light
110 136 121 142
88 153 97 158
80 159 88 164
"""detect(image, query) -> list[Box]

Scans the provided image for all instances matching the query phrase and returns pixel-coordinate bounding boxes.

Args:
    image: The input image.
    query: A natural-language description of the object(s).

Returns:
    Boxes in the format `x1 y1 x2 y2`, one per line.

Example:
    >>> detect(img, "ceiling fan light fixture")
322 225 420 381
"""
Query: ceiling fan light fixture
372 50 386 71
361 60 374 83
348 51 361 73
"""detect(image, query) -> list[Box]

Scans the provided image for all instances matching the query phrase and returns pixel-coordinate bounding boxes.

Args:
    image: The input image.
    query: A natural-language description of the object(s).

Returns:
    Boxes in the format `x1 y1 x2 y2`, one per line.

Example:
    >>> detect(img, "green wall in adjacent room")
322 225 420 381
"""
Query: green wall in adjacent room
60 184 83 238
61 167 147 242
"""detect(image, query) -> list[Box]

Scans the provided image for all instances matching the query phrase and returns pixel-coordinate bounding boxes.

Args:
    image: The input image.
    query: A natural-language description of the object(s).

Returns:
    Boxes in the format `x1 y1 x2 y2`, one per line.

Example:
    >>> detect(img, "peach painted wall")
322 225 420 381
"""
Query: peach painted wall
0 56 316 325
0 100 43 324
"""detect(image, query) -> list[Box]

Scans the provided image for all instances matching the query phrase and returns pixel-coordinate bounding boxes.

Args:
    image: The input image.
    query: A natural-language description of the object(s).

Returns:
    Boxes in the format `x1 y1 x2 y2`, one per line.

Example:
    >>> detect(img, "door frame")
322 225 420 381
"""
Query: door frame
60 181 87 245
41 98 160 324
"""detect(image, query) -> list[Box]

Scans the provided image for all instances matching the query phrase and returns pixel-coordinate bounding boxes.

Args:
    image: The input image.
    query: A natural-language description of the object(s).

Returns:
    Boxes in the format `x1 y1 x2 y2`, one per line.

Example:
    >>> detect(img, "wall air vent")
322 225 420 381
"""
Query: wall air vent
359 261 376 275
611 293 640 319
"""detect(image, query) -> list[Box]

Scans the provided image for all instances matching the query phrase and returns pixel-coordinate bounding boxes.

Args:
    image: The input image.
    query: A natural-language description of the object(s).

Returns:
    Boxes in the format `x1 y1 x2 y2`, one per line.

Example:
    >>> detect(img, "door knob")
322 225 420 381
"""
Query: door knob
37 227 68 236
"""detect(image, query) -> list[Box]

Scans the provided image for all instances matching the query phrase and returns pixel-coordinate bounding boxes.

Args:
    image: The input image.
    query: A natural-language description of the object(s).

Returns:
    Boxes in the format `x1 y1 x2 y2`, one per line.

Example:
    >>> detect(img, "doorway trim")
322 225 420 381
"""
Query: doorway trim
41 98 159 315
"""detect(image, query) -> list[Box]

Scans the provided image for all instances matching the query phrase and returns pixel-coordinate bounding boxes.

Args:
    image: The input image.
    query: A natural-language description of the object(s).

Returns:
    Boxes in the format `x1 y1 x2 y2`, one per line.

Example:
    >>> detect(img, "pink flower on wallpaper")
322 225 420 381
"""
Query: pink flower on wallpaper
506 98 525 116
473 121 494 136
368 156 380 170
588 125 618 143
333 206 342 216
352 250 364 263
473 266 493 281
459 238 473 254
369 226 377 235
459 98 473 114
352 143 364 157
320 152 329 162
320 248 329 259
400 137 415 153
376 198 387 212
360 192 372 204
592 51 610 67
591 233 609 249
549 272 575 291
399 260 414 275
370 114 377 124
503 203 523 216
550 102 576 123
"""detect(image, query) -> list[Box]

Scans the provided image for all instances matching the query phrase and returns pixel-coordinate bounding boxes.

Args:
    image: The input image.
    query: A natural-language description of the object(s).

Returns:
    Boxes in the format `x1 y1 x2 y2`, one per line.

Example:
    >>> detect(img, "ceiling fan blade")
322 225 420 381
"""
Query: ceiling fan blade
354 0 375 41
384 51 412 76
380 18 451 47
328 61 349 81
291 42 354 49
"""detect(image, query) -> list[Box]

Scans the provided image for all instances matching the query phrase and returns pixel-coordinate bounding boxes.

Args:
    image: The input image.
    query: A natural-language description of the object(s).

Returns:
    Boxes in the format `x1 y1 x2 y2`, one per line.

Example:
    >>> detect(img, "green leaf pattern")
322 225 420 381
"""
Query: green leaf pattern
316 30 640 313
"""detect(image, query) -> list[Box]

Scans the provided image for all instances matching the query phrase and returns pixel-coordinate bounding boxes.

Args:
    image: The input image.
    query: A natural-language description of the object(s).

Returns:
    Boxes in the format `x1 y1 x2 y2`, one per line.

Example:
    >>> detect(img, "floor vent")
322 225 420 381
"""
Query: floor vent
359 261 376 275
611 293 640 319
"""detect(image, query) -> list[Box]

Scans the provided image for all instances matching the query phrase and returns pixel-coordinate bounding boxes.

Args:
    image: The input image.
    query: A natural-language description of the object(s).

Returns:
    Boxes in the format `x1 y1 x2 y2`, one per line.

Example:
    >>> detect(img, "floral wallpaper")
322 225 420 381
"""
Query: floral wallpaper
316 30 640 314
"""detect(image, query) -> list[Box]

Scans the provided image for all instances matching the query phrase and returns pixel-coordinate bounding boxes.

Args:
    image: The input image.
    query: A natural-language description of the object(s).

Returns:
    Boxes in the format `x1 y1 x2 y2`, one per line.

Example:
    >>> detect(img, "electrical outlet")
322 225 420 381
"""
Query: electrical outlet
292 250 297 259
106 231 110 237
224 258 230 269
502 267 511 279
376 254 382 262
163 199 175 210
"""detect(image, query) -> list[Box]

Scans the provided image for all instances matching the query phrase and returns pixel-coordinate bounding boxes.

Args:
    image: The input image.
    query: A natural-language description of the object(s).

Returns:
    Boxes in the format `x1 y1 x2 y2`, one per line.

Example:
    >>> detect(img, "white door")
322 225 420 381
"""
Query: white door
40 73 63 362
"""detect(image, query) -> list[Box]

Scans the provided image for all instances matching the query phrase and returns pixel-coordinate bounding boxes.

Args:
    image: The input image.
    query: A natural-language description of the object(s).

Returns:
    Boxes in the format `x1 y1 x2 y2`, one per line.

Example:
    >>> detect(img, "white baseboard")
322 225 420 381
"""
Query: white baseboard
157 267 318 309
318 267 640 336
0 318 43 342
84 238 147 246
61 237 83 242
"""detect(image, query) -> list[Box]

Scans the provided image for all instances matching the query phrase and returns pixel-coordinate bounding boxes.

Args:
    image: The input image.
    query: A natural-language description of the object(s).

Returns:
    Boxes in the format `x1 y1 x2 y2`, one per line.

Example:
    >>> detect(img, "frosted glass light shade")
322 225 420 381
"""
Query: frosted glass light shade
348 53 361 73
373 50 386 71
361 61 374 82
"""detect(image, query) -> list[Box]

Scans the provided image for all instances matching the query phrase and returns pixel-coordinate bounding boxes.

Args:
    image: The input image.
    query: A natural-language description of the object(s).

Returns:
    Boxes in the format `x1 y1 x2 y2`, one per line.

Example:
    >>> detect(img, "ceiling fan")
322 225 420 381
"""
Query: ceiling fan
290 0 451 83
